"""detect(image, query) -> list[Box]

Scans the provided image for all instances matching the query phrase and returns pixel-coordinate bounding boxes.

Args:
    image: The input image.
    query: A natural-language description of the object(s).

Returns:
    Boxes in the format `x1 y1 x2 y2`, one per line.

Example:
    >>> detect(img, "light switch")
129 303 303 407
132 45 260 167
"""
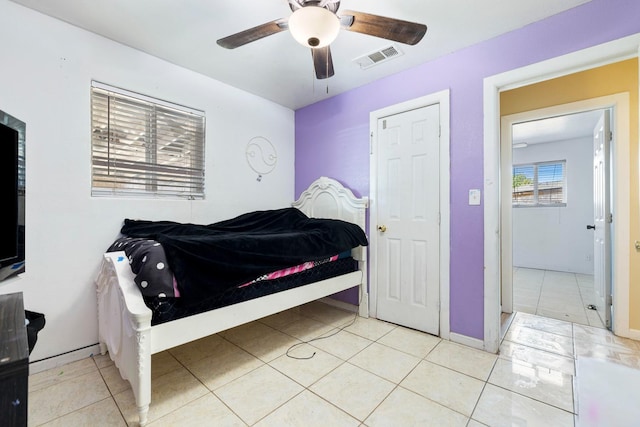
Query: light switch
469 189 481 206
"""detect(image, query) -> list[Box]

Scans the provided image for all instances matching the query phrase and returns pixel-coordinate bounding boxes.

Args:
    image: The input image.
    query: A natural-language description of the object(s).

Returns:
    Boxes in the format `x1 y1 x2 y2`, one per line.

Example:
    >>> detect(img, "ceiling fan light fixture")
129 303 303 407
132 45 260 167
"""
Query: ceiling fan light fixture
288 6 340 48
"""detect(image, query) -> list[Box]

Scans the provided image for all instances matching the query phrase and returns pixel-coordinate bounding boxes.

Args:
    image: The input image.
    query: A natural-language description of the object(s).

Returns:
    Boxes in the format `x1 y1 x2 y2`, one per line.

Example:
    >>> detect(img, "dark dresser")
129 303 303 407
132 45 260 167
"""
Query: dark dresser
0 292 28 426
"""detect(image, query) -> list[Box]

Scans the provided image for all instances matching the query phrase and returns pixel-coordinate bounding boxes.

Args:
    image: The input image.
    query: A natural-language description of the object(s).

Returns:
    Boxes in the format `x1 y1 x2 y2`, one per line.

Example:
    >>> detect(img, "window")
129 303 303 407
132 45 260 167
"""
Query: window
91 82 205 199
512 160 566 207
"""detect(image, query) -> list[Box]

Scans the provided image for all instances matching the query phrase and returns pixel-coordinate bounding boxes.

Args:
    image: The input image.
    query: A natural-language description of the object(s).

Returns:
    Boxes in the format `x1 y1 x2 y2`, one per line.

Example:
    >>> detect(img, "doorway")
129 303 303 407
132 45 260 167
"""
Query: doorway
483 44 640 353
369 90 451 340
501 108 612 332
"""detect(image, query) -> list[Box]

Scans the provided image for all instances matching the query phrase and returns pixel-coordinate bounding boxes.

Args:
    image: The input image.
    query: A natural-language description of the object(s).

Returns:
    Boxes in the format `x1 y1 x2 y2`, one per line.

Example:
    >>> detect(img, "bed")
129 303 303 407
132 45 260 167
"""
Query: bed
95 176 369 426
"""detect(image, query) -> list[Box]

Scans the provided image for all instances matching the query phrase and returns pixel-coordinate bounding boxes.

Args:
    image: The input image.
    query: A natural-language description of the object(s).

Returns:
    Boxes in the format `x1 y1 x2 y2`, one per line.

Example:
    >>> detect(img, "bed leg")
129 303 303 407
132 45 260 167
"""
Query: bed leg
99 342 107 356
134 328 152 427
138 404 149 426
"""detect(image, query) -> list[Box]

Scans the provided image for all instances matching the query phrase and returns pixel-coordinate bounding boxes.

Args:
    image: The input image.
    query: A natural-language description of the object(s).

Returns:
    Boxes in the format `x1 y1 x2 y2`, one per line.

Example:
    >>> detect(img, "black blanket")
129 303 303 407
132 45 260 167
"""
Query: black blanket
119 208 368 303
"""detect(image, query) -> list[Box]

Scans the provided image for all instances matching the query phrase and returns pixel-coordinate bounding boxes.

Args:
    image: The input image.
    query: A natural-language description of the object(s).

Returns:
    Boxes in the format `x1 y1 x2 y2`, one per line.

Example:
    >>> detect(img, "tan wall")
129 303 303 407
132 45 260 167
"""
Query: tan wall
500 58 639 330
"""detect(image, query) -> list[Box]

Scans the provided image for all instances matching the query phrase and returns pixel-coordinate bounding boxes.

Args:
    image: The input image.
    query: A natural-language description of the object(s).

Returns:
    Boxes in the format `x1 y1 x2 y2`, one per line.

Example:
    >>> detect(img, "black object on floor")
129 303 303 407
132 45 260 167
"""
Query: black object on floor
24 310 45 355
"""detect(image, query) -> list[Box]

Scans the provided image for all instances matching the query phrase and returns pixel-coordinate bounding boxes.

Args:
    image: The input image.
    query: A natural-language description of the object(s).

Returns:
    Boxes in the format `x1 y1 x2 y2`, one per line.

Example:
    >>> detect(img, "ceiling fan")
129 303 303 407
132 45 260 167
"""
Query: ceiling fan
216 0 427 79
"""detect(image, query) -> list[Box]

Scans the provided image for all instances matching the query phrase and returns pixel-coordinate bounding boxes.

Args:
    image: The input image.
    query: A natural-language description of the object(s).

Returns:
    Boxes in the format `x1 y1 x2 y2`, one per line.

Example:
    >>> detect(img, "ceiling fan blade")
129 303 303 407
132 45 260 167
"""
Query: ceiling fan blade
340 10 427 45
217 19 287 49
311 46 334 79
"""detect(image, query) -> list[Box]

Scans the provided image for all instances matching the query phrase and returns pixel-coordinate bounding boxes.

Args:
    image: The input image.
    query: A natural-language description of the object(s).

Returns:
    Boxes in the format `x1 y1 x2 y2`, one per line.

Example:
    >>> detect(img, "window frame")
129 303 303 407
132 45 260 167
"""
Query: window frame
90 81 206 199
512 159 567 208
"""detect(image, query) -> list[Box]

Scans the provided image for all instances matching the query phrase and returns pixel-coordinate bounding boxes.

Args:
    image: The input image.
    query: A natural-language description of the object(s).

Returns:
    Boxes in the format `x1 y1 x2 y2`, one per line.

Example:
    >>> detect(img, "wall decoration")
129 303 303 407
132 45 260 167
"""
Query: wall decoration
245 136 277 181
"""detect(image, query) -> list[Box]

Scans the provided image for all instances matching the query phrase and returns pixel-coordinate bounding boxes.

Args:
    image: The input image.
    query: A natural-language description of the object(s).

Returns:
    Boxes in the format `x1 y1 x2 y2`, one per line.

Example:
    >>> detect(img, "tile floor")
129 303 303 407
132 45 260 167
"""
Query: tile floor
512 267 604 328
27 300 640 426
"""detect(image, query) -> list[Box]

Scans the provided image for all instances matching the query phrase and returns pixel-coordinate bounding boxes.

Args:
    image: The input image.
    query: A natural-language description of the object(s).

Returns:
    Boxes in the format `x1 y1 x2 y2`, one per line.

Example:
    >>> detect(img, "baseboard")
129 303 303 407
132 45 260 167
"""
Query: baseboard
29 344 102 375
626 328 640 341
318 297 359 313
449 332 486 352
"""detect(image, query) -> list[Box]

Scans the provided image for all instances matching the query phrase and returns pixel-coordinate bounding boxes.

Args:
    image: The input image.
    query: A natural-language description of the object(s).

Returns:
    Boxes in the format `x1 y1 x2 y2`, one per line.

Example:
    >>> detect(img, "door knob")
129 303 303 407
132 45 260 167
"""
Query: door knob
378 225 387 232
586 225 596 230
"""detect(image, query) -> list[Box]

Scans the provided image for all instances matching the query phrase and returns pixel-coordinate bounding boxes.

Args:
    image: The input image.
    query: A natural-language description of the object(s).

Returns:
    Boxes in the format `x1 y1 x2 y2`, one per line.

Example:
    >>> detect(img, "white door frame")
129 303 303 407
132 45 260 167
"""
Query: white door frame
369 90 451 340
483 34 640 353
501 100 624 324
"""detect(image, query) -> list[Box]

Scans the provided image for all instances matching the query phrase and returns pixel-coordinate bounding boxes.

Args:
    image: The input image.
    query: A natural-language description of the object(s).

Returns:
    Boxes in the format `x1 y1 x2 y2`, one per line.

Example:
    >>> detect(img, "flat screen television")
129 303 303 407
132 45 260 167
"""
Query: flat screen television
0 111 25 282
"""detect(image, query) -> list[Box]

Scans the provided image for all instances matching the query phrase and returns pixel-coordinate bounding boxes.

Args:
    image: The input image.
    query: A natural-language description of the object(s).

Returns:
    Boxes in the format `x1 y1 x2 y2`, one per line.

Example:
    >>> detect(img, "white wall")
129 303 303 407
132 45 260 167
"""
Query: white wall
0 1 295 362
512 136 594 274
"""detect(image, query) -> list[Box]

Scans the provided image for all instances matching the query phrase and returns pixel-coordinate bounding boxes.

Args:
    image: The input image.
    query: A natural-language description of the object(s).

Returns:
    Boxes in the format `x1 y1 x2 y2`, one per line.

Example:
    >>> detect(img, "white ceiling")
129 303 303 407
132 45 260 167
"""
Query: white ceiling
512 110 604 146
10 0 592 110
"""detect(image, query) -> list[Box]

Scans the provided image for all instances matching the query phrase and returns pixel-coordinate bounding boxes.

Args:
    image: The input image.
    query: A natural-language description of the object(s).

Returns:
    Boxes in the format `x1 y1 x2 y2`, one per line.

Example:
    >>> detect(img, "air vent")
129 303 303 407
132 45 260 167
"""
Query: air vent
354 45 404 70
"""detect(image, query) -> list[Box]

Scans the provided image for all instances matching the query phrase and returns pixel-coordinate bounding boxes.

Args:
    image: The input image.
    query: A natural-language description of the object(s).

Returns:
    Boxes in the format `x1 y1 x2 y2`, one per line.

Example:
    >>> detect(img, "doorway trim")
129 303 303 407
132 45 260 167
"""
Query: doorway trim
483 33 640 353
369 89 451 340
501 97 628 327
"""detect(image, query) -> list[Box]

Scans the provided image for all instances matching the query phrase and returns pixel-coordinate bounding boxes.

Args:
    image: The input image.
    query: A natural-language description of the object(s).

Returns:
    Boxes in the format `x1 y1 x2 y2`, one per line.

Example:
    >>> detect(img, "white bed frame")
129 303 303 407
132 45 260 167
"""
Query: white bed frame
95 176 368 426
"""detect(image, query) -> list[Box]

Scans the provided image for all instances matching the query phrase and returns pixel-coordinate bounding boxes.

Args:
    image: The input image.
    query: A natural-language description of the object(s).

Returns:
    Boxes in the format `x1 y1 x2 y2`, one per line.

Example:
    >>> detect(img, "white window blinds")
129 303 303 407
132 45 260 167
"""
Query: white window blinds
512 160 566 207
91 82 205 199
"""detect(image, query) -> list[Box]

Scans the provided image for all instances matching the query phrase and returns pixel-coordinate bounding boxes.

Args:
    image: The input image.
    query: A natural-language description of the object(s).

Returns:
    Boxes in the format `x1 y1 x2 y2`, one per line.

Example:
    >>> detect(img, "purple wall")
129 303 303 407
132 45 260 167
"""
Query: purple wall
295 0 640 339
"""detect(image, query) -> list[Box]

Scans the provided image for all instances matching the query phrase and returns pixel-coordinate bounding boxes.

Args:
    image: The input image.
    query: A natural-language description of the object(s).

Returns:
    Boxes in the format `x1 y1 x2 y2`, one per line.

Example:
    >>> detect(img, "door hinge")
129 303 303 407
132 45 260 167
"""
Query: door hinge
607 212 613 223
609 130 613 142
370 131 374 155
382 119 387 130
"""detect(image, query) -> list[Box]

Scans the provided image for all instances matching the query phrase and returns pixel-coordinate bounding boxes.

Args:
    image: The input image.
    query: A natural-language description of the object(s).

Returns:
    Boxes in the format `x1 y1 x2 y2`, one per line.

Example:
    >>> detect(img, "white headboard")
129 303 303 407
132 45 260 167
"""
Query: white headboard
292 176 368 232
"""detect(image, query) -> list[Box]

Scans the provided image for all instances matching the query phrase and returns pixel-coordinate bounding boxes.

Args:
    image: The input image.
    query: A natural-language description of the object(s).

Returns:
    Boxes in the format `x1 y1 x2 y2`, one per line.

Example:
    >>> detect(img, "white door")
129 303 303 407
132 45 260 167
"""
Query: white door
375 104 440 335
592 110 612 329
